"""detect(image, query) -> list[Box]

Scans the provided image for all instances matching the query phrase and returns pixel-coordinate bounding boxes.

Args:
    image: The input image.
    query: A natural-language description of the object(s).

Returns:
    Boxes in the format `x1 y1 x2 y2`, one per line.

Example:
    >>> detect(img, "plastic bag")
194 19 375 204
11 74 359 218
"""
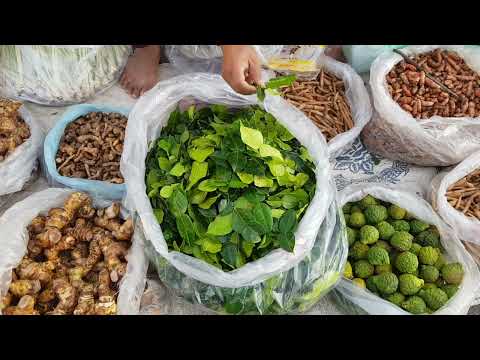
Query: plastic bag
430 150 480 246
342 45 406 74
332 184 480 315
165 45 285 74
363 45 480 166
0 105 43 197
314 55 372 159
0 45 132 106
43 103 130 200
121 72 348 314
0 188 148 315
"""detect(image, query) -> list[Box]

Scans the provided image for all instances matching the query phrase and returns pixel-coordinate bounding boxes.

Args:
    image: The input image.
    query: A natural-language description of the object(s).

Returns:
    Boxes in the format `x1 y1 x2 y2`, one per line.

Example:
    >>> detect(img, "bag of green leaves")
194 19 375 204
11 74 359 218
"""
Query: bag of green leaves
332 184 480 315
0 45 131 106
121 73 347 314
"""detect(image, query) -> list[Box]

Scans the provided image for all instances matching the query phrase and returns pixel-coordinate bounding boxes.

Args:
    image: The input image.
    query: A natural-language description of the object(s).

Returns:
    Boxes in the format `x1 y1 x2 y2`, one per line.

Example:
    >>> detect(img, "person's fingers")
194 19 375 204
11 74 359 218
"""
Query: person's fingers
120 73 128 88
132 86 141 98
230 66 257 95
246 58 263 87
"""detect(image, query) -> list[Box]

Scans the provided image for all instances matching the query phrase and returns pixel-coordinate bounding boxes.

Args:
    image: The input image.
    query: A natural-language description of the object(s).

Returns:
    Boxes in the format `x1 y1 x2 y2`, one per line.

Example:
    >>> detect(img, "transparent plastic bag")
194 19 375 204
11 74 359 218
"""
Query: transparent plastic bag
0 45 132 106
121 72 348 314
165 45 285 74
342 45 406 74
332 184 480 315
430 150 480 246
0 188 148 315
43 103 130 200
363 45 480 166
0 105 43 197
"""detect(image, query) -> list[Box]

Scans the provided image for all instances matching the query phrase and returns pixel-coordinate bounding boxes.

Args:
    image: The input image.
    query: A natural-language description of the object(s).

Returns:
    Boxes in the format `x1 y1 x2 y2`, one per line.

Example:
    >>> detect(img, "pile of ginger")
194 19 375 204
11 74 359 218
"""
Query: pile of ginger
0 98 30 162
0 192 134 315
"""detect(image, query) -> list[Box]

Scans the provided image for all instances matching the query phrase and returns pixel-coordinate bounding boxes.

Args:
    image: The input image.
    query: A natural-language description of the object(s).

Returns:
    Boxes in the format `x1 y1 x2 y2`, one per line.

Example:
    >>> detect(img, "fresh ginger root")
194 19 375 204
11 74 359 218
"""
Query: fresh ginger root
3 295 39 315
9 279 41 297
6 192 133 316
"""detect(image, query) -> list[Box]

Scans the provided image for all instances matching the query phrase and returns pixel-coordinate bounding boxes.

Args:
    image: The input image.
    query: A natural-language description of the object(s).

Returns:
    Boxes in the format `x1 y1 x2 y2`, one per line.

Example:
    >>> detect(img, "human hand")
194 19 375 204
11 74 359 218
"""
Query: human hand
221 45 263 95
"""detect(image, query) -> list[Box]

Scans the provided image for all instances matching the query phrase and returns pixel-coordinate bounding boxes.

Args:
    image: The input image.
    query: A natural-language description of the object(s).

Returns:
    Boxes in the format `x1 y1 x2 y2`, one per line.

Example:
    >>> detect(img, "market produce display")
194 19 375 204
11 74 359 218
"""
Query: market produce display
280 69 354 142
0 192 134 315
342 194 465 314
145 104 316 270
445 168 480 219
0 45 131 106
55 111 126 184
387 49 480 119
0 98 30 162
364 45 480 167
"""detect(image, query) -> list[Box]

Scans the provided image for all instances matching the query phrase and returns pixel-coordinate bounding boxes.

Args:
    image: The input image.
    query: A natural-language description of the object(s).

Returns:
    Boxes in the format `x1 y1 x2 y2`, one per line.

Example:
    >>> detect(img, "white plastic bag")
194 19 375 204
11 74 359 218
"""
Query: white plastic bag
332 138 439 199
315 55 372 159
165 45 285 74
0 105 43 197
121 72 347 314
364 45 480 166
0 188 148 315
430 150 480 245
332 184 480 315
0 45 132 106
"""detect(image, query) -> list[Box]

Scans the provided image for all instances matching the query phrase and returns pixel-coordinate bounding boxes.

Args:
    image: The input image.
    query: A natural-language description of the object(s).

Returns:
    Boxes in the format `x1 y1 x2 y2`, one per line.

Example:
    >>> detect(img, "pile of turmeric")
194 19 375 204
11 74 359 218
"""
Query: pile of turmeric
0 192 134 315
0 98 30 162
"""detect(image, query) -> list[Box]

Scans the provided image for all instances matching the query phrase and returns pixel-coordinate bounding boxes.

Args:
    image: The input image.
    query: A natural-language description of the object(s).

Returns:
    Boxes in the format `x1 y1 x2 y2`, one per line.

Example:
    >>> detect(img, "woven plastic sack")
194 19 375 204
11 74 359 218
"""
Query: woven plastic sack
43 103 129 201
331 184 480 315
363 45 480 166
164 45 285 74
0 105 43 197
0 188 148 315
0 45 131 106
430 150 480 245
342 45 406 74
121 72 348 314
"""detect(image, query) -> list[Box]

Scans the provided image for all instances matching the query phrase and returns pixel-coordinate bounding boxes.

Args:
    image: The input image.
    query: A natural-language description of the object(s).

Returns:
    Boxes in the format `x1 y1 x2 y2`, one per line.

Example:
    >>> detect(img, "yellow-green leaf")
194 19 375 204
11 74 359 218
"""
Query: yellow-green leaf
169 162 186 177
267 160 285 177
200 237 223 253
236 172 254 184
207 213 233 236
187 161 208 190
188 147 214 162
259 144 283 160
254 175 274 188
271 209 285 218
240 125 263 150
199 195 220 209
160 184 178 198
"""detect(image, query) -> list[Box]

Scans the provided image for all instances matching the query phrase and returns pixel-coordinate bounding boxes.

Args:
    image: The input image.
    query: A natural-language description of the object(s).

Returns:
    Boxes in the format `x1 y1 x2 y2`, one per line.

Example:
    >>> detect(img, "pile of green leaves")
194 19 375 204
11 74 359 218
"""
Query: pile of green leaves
145 104 316 271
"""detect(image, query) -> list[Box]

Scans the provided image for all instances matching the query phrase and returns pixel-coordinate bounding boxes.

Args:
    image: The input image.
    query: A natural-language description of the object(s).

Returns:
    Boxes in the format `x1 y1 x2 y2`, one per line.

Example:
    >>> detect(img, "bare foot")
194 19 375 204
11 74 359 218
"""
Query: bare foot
120 45 161 98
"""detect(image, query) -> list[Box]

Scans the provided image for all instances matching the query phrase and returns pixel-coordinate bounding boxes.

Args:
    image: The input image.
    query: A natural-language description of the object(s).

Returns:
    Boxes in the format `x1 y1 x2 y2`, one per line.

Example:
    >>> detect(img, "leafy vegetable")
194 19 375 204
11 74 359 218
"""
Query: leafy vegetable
256 75 297 102
145 104 316 271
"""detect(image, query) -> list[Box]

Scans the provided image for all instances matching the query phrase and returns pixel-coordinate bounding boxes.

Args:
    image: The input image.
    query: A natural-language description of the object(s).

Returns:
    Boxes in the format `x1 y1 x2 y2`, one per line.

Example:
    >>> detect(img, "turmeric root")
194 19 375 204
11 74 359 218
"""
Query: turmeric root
45 192 90 230
73 283 95 315
9 279 41 297
68 238 102 286
69 218 94 242
94 269 117 315
3 295 39 315
98 235 128 282
46 279 77 315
